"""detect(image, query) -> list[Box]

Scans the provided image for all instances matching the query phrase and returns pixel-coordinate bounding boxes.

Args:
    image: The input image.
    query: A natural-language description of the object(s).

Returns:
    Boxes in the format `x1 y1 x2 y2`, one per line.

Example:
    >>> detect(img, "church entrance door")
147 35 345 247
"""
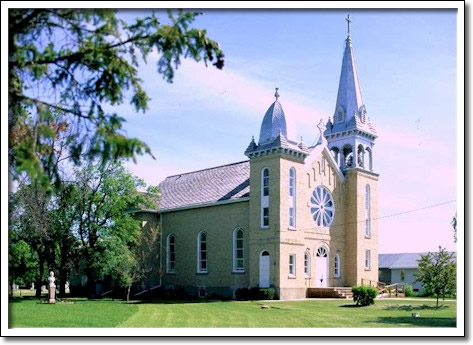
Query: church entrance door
315 246 329 287
259 251 270 288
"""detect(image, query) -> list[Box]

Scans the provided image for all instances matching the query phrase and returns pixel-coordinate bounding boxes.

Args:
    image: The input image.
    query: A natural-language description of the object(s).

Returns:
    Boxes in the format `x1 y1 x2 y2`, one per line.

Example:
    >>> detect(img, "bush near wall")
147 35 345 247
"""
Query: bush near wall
352 286 378 306
235 288 275 300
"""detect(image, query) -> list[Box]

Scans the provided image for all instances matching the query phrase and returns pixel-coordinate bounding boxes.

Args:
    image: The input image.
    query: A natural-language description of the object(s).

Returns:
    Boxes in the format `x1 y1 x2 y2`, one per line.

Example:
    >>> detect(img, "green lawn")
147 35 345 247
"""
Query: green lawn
9 297 456 328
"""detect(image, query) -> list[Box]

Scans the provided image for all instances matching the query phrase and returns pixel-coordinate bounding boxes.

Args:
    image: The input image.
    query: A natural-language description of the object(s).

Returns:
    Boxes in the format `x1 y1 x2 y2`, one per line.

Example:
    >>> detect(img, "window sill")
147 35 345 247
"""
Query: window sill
305 276 311 279
232 270 246 274
334 276 341 280
288 227 296 231
364 268 371 271
288 275 296 279
365 236 371 239
166 271 176 275
196 271 208 275
261 226 269 230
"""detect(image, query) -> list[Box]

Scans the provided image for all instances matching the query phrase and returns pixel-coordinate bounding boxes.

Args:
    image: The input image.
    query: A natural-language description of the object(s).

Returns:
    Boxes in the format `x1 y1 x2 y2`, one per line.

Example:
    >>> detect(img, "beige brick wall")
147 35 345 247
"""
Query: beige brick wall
278 151 348 297
344 169 379 286
130 212 161 289
161 202 250 297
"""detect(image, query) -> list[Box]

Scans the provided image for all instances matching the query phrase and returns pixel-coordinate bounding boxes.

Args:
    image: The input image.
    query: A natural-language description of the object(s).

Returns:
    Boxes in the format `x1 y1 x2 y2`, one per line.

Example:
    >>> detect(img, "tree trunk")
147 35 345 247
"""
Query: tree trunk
58 235 69 297
127 286 131 302
35 253 45 298
436 294 439 308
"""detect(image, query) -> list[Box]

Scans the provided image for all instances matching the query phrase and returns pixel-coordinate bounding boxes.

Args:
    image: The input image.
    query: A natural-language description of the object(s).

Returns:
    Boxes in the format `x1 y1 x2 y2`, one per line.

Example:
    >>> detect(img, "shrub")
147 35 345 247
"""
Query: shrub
235 288 249 301
352 286 378 306
258 288 275 300
405 284 417 297
235 288 276 300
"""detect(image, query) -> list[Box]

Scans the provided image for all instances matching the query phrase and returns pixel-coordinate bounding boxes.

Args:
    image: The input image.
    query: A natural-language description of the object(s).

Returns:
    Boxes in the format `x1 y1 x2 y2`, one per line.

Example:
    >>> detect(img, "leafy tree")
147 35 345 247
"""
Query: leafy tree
8 237 39 289
9 9 224 188
452 213 457 243
414 247 456 308
74 160 158 297
9 181 54 297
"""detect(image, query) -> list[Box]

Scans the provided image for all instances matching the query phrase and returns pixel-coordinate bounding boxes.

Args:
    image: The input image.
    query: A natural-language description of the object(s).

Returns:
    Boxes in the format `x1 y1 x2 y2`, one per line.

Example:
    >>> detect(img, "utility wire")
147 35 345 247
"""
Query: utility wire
280 199 457 233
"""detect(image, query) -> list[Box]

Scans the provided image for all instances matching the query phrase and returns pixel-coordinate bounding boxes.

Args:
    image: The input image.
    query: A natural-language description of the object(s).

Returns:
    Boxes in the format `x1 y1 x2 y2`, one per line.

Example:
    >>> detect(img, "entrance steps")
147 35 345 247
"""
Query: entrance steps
307 287 353 299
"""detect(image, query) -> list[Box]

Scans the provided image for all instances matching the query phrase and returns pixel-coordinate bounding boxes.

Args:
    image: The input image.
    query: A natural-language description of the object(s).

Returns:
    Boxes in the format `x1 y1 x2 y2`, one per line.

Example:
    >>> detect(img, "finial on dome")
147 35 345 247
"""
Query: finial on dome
274 87 280 101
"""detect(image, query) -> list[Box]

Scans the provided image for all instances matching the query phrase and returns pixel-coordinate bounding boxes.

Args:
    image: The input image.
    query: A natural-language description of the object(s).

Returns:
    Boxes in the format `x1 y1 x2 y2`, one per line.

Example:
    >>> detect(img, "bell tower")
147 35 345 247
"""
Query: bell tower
325 15 380 286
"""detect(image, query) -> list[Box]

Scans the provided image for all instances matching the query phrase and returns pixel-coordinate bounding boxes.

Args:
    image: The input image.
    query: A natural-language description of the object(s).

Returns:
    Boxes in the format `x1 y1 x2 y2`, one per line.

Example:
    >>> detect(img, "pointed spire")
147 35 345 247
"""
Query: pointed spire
274 87 280 101
333 15 363 125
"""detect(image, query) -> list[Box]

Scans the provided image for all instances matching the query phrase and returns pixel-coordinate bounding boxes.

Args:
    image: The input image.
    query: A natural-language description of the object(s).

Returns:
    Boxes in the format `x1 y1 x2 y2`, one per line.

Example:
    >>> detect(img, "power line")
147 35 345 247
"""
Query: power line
281 199 457 233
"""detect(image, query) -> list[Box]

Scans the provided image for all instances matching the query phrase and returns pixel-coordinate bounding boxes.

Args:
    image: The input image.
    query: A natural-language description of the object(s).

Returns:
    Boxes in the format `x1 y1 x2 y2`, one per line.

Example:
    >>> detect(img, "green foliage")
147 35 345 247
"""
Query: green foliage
414 247 456 307
8 238 38 287
452 213 457 243
9 9 224 188
235 288 276 300
74 160 159 297
352 286 378 306
404 284 417 297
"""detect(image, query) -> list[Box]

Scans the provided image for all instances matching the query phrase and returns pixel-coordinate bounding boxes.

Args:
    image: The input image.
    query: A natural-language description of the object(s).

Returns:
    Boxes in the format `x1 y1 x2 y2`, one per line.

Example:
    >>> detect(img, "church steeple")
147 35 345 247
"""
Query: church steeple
325 15 377 173
333 14 364 127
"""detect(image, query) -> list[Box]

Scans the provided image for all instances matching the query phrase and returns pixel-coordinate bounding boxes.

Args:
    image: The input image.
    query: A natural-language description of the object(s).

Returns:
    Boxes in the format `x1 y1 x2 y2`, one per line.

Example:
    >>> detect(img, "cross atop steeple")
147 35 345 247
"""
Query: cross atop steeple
274 87 280 101
346 14 352 37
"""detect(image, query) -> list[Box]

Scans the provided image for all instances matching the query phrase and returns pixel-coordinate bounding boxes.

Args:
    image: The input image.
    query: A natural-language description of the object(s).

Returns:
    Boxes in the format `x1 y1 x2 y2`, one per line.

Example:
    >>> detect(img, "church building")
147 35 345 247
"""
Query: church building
135 18 379 300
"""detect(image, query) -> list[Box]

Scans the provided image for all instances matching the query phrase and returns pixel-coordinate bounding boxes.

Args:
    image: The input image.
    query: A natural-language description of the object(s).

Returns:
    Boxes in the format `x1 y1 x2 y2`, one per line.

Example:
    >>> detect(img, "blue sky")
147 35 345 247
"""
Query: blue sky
113 9 457 253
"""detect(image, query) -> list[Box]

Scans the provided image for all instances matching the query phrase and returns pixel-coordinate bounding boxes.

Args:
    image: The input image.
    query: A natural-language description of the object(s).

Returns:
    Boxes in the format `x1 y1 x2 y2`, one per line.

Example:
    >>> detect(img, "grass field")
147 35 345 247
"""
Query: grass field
9 296 456 328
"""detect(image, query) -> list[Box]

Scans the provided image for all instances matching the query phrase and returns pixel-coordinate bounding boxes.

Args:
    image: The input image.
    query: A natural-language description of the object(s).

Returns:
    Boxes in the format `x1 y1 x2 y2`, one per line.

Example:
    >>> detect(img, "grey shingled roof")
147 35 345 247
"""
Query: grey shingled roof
379 252 457 269
159 160 250 211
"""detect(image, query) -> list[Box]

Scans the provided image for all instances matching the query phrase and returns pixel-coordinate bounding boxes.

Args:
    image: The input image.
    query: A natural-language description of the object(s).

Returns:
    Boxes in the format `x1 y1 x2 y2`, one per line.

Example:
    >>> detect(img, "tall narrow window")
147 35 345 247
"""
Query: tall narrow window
233 228 244 272
334 254 340 278
197 231 207 273
365 250 371 269
365 184 371 237
304 251 310 278
167 234 175 273
289 254 296 277
261 168 269 228
289 167 296 228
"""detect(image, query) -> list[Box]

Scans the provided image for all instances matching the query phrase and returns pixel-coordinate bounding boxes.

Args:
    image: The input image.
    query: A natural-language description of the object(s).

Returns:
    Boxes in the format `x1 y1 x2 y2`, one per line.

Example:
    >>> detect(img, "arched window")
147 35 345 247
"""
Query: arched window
261 168 269 228
334 254 341 278
167 234 175 273
197 231 207 273
366 147 373 171
289 167 296 228
304 251 311 278
365 184 371 237
233 228 244 272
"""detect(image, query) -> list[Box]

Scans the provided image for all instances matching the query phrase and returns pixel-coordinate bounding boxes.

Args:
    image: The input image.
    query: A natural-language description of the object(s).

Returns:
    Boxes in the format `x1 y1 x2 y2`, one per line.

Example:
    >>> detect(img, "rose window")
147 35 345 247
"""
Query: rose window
310 186 335 227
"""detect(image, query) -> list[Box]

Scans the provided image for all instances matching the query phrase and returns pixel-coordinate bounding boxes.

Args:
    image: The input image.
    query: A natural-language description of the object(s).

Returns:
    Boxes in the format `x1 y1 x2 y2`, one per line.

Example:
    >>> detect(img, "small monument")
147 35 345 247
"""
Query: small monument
48 271 56 304
65 281 70 294
30 282 35 291
41 285 48 293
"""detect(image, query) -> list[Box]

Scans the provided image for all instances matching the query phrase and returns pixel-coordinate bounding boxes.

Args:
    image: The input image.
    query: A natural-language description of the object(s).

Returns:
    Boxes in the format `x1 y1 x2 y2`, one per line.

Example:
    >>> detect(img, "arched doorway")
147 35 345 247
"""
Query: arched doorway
315 246 329 287
259 251 270 288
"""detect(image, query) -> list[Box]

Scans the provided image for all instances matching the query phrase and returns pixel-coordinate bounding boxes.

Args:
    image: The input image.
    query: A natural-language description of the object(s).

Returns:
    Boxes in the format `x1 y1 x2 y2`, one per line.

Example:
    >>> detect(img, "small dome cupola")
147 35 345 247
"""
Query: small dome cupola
258 88 289 145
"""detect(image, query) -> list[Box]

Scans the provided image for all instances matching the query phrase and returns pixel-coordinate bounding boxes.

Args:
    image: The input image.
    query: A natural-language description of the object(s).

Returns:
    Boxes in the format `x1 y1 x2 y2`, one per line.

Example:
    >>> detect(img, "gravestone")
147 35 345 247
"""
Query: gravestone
41 285 48 293
48 271 56 304
65 281 70 294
